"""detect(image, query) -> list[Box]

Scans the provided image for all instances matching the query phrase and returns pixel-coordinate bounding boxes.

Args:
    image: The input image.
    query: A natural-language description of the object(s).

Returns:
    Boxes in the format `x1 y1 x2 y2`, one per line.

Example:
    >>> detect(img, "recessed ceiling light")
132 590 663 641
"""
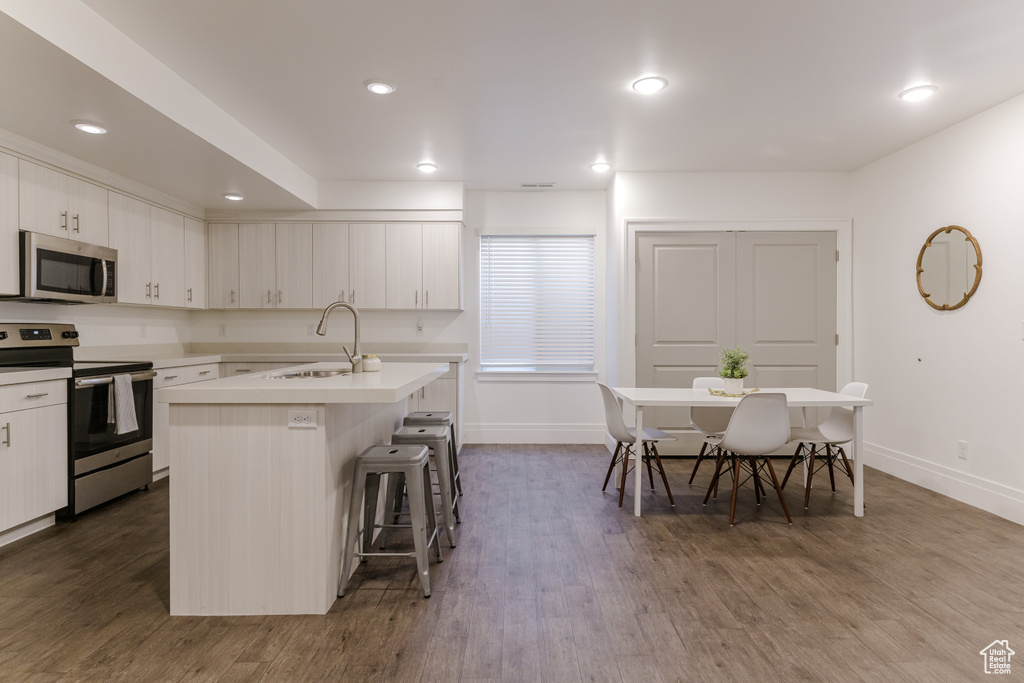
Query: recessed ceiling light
590 162 613 173
72 120 107 135
223 192 244 201
416 162 438 173
898 84 938 102
632 76 668 94
366 81 396 95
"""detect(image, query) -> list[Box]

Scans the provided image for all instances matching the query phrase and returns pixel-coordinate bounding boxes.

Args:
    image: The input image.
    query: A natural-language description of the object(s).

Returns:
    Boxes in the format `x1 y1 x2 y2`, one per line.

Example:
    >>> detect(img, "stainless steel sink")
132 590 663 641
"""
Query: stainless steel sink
268 369 350 379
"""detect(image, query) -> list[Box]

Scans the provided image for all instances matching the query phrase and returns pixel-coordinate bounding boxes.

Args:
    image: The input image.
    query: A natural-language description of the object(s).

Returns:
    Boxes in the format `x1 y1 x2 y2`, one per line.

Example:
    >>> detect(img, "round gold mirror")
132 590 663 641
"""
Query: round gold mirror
916 225 982 311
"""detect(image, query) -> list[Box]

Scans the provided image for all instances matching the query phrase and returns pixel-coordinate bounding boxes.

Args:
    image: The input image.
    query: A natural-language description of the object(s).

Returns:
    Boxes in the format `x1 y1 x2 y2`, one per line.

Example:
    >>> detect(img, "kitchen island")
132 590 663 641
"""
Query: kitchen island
160 361 448 616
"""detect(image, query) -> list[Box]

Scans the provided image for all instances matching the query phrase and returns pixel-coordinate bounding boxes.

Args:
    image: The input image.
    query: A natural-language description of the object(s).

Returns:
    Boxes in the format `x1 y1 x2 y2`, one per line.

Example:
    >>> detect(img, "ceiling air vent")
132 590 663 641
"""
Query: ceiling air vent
520 182 556 189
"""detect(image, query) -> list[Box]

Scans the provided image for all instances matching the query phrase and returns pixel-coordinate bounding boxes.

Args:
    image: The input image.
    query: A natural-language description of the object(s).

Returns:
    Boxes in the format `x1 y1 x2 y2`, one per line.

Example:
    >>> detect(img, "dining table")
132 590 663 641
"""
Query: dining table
609 386 873 517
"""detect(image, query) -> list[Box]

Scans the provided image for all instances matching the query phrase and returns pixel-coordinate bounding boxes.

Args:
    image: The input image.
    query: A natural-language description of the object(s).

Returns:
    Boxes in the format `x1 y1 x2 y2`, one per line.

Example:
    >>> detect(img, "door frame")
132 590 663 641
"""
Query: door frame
621 219 853 391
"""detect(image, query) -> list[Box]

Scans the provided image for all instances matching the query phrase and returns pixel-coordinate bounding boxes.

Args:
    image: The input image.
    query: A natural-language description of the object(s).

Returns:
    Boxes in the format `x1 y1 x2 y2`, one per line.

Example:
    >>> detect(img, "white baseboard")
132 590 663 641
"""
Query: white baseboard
465 423 607 444
0 514 55 548
866 442 1024 526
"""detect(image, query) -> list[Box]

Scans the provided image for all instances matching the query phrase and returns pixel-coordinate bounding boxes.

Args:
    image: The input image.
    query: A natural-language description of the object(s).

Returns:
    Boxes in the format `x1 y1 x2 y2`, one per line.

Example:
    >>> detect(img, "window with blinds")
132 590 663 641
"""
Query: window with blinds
479 235 595 370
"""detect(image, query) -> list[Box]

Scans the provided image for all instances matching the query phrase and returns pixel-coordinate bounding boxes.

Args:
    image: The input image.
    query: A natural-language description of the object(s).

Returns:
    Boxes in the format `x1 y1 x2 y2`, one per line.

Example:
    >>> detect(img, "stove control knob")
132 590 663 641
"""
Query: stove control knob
0 331 7 340
62 331 79 339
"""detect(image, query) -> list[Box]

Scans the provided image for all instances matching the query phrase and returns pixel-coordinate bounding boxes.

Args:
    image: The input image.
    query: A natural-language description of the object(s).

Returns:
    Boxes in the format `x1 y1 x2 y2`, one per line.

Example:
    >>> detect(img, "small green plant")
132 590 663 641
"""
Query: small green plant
718 346 749 379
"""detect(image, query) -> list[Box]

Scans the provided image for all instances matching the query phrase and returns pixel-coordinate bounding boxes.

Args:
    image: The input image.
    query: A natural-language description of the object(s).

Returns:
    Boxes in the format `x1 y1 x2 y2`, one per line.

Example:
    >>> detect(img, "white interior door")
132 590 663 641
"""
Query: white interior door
636 230 837 453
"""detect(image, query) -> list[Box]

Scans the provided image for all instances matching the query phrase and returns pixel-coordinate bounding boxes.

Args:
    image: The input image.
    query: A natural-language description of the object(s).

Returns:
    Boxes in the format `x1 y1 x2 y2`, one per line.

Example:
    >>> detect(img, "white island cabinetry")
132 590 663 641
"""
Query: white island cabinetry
162 361 448 616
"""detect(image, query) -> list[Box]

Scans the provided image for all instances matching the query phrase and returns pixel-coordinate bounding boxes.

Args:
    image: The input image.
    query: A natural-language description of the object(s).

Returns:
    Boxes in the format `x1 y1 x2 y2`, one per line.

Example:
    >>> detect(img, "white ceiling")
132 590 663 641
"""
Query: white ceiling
2 0 1024 209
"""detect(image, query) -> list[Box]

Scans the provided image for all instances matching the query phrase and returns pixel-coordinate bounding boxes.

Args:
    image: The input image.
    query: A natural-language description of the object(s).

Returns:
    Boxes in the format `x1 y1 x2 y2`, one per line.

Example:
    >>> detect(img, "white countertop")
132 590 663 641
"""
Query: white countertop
0 367 72 385
75 348 467 369
159 361 448 404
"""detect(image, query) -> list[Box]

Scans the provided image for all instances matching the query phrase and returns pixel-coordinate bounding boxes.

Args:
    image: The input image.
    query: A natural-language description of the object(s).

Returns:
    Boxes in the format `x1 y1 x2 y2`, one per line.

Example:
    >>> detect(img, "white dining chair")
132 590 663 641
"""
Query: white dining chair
597 382 675 508
781 382 868 508
702 392 792 526
687 376 734 485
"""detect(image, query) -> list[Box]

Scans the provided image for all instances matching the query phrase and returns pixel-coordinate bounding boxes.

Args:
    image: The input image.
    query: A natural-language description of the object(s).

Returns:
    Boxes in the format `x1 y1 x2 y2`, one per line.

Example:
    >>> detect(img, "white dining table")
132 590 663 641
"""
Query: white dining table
609 387 873 517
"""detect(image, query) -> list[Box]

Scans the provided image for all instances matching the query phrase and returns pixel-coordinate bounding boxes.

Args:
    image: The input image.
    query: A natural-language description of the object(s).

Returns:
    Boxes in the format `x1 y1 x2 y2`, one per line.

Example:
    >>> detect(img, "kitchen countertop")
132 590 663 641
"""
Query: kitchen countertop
0 367 72 386
75 347 467 369
159 361 448 404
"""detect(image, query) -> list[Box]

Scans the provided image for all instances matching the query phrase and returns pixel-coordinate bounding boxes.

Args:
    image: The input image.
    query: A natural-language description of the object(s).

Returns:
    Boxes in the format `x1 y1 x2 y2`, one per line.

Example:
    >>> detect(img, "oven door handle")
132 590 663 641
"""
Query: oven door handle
75 370 156 388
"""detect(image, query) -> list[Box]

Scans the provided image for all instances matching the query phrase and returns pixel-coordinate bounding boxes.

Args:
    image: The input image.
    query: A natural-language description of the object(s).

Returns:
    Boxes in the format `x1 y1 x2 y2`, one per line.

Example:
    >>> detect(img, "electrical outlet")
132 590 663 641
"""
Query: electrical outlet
307 323 315 336
288 409 317 428
416 319 424 336
957 440 968 461
219 324 227 337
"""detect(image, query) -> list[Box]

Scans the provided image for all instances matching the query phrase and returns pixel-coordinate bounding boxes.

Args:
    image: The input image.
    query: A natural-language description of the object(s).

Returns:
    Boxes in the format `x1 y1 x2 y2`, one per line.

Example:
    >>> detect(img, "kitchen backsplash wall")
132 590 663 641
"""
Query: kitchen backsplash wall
0 300 190 347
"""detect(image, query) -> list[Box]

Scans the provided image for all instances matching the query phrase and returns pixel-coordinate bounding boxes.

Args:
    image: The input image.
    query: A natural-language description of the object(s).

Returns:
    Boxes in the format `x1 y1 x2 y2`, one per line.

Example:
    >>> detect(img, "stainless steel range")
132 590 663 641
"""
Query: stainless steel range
0 323 154 518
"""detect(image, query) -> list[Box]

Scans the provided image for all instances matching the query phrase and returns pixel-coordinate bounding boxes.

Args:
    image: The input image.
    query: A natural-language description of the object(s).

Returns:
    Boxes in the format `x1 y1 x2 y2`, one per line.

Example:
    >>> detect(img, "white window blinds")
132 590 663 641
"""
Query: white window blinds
480 235 595 369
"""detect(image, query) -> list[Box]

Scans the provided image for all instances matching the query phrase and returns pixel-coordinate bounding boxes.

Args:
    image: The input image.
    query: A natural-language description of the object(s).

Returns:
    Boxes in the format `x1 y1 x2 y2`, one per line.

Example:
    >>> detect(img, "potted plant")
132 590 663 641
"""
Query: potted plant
718 347 749 394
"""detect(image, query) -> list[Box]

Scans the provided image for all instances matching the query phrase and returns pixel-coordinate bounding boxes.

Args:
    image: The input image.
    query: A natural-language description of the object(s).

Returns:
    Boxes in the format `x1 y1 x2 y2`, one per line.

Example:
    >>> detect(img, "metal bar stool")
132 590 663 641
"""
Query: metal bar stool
389 425 459 547
403 411 462 496
339 444 442 598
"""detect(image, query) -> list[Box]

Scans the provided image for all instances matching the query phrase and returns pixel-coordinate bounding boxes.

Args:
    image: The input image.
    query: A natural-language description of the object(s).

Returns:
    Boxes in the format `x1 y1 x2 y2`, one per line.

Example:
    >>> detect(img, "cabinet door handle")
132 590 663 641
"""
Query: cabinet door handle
267 290 272 304
163 375 178 381
339 291 345 303
351 290 355 304
146 283 152 299
425 290 429 308
73 214 80 233
230 289 236 303
2 422 9 447
60 211 68 231
198 370 212 376
277 290 283 303
415 290 418 306
24 392 49 399
187 287 193 303
235 369 252 373
154 283 160 299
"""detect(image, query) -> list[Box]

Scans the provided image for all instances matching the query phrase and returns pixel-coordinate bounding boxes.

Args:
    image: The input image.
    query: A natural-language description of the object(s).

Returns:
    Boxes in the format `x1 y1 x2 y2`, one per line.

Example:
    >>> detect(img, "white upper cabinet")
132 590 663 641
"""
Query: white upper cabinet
150 207 185 308
238 223 276 308
386 224 424 310
108 194 187 308
0 152 19 296
275 223 313 309
312 223 349 309
208 223 239 309
18 159 108 246
386 222 461 310
422 223 462 310
349 223 386 309
108 192 152 305
183 217 207 309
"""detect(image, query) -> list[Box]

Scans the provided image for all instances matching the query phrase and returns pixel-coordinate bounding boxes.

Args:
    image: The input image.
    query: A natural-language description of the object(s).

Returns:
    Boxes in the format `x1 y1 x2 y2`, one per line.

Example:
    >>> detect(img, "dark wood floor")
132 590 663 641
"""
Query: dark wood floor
2 445 1023 682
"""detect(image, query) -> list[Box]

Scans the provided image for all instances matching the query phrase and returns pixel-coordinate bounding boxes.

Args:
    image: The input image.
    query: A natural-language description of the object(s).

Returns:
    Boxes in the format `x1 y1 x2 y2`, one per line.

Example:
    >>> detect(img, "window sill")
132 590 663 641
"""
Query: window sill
476 370 599 383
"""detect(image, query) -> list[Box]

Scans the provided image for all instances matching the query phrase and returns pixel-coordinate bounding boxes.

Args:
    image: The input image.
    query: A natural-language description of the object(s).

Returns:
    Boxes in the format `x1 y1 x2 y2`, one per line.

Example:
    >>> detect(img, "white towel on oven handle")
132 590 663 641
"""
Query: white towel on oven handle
106 373 139 435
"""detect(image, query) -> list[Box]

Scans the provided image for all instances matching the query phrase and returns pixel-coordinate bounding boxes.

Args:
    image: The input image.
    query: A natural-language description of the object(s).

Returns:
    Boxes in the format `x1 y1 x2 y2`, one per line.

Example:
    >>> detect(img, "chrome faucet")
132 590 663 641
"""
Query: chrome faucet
316 301 363 372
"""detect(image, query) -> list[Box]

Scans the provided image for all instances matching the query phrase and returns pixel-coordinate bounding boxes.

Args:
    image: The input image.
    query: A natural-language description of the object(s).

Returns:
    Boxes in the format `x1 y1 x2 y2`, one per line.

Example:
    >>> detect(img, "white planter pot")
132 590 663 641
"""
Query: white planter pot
722 377 744 394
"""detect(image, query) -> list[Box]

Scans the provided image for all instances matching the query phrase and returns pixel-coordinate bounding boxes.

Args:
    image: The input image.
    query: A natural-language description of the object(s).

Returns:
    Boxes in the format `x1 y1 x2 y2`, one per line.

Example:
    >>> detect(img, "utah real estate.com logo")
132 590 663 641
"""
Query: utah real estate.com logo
980 640 1014 675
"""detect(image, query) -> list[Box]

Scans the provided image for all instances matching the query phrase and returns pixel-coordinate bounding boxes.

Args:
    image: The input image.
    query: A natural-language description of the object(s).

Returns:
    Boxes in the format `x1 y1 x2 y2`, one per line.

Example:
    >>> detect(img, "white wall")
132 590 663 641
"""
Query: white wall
462 190 608 443
852 93 1024 524
608 171 852 388
0 300 190 347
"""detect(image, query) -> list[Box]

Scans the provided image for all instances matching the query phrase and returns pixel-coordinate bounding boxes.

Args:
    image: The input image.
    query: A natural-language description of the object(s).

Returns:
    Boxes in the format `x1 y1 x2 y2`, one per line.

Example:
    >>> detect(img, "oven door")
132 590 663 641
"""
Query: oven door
71 372 154 460
20 231 117 303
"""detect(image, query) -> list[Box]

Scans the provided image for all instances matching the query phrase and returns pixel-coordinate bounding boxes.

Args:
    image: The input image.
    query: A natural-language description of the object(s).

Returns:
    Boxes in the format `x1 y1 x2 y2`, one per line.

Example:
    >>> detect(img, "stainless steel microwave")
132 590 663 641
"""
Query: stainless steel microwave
11 231 117 304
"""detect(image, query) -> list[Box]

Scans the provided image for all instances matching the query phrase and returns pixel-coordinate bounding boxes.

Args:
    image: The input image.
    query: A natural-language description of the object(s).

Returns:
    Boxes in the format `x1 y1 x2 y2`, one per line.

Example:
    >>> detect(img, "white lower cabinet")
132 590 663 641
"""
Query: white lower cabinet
0 382 68 533
153 363 220 473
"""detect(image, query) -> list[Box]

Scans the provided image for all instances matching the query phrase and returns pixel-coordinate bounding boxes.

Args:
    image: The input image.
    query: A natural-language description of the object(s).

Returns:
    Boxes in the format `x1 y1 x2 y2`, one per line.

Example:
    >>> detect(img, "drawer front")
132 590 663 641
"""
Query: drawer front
188 363 220 383
0 380 67 413
154 367 192 389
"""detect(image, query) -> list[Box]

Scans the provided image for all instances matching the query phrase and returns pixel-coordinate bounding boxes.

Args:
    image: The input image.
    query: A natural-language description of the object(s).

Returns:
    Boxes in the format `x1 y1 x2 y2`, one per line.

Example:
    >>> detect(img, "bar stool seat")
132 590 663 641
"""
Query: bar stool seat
339 444 442 598
403 411 462 496
390 425 459 547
